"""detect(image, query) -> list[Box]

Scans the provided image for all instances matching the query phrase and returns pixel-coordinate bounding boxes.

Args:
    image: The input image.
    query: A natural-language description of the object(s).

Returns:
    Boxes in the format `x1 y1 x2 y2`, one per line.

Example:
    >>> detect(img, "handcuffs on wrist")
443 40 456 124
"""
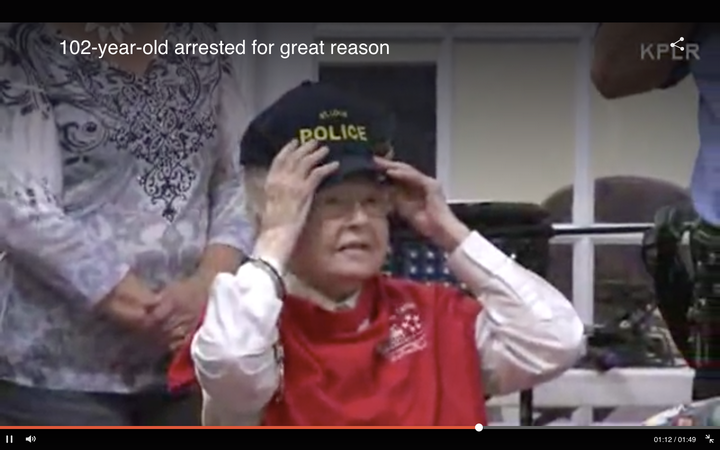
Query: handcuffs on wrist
246 255 286 401
247 256 286 299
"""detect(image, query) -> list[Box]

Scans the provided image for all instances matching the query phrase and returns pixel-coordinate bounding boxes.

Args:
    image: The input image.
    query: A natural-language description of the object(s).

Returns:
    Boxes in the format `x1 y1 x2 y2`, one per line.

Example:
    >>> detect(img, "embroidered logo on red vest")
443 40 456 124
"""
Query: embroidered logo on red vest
377 302 427 362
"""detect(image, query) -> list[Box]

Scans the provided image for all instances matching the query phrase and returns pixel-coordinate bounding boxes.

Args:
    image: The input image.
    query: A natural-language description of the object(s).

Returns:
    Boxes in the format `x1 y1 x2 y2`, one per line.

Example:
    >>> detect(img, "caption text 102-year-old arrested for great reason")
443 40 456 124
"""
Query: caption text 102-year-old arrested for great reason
59 38 391 60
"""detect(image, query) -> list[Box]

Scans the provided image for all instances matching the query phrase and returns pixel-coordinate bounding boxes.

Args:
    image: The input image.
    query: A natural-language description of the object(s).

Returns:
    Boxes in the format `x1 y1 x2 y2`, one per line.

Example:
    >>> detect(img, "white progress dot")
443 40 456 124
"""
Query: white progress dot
475 423 483 431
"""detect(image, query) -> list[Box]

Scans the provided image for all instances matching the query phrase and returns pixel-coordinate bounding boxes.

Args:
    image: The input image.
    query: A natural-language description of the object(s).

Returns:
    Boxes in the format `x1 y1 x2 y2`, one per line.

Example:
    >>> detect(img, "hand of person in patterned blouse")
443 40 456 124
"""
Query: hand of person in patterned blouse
95 272 163 333
153 274 210 350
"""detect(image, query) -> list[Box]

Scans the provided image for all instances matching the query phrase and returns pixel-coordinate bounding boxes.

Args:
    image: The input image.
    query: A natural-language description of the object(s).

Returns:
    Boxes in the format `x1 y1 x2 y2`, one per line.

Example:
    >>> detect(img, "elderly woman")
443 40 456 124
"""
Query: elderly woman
170 81 585 426
0 23 253 425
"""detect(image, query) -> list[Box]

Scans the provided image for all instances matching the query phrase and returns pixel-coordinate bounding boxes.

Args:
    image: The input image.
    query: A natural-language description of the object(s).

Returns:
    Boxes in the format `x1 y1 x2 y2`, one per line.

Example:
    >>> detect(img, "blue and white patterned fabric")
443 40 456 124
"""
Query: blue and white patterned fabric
0 23 254 393
385 243 456 285
384 236 480 291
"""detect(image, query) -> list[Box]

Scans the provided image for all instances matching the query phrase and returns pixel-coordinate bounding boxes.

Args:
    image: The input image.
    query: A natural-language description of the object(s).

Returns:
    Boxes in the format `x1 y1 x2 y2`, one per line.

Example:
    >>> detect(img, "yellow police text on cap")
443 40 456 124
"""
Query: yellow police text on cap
298 123 368 144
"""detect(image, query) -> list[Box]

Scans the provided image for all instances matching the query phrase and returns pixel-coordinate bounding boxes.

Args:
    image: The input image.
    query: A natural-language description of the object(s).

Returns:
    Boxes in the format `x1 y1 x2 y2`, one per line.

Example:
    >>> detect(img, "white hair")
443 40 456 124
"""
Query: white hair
243 167 268 232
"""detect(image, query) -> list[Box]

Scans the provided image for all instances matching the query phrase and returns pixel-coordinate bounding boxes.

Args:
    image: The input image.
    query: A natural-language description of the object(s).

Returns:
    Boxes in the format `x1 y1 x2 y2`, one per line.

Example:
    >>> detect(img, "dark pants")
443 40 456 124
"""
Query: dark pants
0 380 201 426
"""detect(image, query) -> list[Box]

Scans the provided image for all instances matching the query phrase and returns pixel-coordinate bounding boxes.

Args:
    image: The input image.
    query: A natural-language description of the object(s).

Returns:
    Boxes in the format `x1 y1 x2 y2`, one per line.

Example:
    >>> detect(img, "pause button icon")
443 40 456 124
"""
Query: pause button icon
5 435 12 443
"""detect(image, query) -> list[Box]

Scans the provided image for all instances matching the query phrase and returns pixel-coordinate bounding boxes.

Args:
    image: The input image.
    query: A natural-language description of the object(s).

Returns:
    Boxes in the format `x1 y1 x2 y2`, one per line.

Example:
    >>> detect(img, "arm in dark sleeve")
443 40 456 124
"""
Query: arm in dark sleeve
592 23 698 98
0 37 130 307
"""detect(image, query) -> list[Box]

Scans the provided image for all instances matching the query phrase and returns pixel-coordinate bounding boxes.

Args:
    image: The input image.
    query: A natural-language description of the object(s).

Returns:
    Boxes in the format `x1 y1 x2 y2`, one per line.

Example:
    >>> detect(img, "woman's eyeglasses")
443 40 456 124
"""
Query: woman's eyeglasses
313 196 392 219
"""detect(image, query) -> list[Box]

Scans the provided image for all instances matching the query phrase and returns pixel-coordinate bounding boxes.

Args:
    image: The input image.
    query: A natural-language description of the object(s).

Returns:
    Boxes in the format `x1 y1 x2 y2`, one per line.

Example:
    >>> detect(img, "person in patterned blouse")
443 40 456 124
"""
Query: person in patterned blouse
0 23 254 425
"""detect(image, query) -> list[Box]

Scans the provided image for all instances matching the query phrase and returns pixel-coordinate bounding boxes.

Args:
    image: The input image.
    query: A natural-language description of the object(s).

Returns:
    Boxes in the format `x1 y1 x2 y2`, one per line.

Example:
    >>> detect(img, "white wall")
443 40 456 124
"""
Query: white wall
590 77 698 187
452 41 577 203
452 41 698 204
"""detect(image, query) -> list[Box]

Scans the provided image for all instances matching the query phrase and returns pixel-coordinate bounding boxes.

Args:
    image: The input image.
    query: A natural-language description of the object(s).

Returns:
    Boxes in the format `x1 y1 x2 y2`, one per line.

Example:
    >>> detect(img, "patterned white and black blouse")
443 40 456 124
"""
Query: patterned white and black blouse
0 23 255 393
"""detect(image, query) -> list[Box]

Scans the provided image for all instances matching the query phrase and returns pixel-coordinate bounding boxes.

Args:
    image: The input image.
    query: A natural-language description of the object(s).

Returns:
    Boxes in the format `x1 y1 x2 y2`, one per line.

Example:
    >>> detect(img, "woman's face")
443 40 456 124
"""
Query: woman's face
289 176 391 296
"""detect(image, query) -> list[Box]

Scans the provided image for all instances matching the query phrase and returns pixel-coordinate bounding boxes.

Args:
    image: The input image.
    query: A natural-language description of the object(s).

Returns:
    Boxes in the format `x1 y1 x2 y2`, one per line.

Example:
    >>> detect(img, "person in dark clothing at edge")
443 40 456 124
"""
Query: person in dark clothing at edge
591 23 720 400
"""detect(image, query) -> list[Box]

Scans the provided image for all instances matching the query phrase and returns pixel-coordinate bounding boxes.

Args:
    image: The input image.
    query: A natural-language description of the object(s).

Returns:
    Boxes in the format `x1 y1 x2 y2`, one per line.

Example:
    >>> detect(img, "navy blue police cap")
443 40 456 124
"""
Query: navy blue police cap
240 80 395 186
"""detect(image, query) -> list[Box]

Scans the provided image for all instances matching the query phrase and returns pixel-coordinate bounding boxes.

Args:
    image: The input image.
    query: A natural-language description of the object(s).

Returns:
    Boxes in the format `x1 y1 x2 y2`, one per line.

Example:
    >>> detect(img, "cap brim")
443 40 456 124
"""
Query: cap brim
320 154 384 189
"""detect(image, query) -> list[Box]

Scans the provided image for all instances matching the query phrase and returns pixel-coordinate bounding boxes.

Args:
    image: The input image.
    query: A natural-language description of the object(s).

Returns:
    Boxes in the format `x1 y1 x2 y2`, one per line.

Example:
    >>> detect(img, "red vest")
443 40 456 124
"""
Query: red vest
168 275 487 426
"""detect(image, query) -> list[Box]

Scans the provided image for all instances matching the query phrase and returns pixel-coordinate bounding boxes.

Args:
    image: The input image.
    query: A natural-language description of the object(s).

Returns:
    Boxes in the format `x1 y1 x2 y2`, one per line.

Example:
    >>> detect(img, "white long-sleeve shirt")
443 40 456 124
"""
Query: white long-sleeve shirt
190 231 585 425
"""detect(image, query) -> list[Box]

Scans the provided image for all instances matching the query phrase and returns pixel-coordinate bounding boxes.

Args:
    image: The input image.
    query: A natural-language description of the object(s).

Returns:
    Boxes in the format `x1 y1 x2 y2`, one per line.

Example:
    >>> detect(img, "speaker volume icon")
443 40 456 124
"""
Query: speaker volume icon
25 436 36 442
